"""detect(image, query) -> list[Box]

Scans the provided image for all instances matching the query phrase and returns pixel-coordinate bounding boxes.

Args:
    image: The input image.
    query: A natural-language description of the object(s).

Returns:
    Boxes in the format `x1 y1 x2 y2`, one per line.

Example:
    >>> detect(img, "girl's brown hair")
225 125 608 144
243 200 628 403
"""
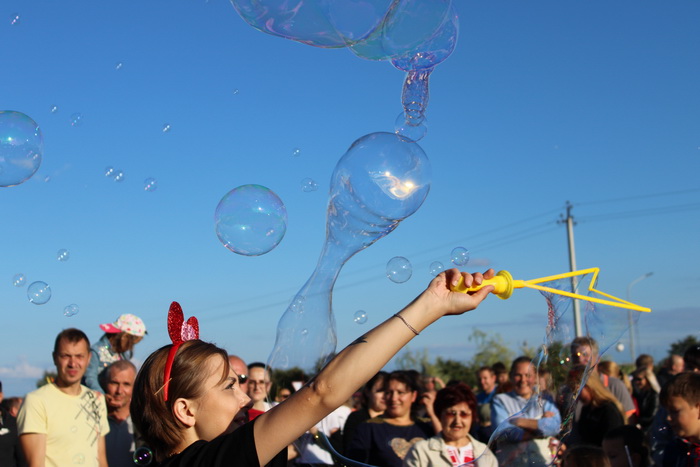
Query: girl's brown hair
130 340 229 460
567 365 626 422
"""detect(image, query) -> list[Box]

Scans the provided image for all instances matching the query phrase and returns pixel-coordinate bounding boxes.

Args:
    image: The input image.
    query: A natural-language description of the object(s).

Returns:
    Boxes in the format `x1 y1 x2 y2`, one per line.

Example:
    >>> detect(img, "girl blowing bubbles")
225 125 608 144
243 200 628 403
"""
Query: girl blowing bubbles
131 268 494 465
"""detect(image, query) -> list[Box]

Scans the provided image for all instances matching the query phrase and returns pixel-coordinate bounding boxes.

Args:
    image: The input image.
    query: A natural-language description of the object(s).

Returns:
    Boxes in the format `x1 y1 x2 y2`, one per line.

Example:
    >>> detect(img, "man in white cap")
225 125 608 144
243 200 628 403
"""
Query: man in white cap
84 314 146 391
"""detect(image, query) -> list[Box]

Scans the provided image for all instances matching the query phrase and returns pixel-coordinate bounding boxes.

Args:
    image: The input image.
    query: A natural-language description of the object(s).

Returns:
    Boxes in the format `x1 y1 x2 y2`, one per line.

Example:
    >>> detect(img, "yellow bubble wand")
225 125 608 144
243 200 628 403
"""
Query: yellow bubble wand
452 268 651 313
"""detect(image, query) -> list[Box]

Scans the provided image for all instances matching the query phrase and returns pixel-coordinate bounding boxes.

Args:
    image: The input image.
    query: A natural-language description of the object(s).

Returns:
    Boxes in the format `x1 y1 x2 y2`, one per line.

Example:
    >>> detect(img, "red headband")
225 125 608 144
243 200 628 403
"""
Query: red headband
163 301 199 401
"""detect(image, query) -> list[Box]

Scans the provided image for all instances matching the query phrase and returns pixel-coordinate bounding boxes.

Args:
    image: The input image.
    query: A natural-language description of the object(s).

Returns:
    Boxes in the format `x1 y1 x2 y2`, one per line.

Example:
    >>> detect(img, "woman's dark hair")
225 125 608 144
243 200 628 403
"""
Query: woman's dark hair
131 340 229 460
433 383 479 424
563 445 611 467
360 371 387 408
106 332 143 359
603 425 651 467
385 370 421 393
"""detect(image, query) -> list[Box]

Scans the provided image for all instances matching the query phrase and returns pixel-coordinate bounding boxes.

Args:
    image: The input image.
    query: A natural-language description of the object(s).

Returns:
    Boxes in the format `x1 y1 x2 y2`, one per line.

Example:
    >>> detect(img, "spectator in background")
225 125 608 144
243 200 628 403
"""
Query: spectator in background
347 370 434 467
598 360 633 396
84 314 147 391
491 356 561 467
294 402 352 466
631 366 659 434
343 372 387 454
602 425 651 467
657 355 684 388
227 355 250 429
474 366 498 443
635 354 661 393
492 362 509 386
1 397 23 419
103 360 138 467
18 328 110 466
659 372 700 466
683 345 700 373
0 380 25 467
404 383 498 467
247 362 272 420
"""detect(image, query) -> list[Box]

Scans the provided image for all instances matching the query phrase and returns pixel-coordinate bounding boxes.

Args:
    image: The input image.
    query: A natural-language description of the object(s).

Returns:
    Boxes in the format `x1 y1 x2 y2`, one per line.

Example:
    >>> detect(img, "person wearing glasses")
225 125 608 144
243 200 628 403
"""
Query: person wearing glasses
228 356 250 429
247 362 273 420
130 269 494 465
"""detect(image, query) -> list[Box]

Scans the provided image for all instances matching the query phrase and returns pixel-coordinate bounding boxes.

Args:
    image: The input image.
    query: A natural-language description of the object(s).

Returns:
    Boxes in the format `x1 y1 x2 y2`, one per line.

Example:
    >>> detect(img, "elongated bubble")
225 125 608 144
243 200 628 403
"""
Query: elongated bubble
268 132 430 372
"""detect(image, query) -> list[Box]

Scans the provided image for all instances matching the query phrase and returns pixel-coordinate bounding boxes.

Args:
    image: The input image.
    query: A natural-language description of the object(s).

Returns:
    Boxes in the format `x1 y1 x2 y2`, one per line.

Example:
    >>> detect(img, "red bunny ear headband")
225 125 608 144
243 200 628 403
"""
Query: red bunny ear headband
160 301 199 401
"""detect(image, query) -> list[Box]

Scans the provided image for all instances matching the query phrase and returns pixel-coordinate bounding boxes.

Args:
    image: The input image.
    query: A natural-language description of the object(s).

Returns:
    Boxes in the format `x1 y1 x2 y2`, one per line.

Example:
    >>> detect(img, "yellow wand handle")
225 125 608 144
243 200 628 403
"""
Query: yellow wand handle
451 270 520 300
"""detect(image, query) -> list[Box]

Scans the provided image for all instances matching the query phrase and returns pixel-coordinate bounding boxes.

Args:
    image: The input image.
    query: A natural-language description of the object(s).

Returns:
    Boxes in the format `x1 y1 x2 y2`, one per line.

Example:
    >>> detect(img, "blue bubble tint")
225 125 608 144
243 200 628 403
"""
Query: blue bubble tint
0 111 43 188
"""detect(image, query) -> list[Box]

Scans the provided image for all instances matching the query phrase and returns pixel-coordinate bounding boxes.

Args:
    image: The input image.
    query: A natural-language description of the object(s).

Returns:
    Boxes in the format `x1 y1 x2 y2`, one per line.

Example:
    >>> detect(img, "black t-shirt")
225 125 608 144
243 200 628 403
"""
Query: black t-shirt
157 418 287 467
346 416 434 467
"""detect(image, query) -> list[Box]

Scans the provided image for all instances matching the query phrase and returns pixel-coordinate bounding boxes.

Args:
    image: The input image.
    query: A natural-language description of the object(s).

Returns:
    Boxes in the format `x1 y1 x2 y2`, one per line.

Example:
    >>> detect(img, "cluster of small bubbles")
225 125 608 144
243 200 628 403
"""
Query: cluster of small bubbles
300 177 318 192
63 304 79 317
429 261 444 277
72 453 85 464
57 249 70 262
70 113 83 127
162 123 171 133
289 296 305 314
450 247 470 266
27 281 51 305
0 110 44 187
214 184 288 256
353 310 368 325
12 274 26 287
113 170 124 182
104 167 114 177
10 13 20 25
386 256 412 284
114 62 123 70
232 89 240 95
144 177 157 192
49 105 58 114
133 447 153 466
292 147 301 157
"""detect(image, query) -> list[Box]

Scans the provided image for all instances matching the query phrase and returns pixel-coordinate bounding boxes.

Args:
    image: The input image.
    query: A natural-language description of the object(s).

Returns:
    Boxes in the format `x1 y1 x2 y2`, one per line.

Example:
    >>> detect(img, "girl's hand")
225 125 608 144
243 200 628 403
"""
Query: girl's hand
424 268 495 316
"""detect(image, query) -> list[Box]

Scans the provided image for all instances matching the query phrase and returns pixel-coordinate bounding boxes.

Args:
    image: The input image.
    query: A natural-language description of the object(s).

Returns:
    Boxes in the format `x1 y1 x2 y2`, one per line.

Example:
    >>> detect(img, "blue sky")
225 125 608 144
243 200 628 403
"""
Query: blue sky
1 0 699 397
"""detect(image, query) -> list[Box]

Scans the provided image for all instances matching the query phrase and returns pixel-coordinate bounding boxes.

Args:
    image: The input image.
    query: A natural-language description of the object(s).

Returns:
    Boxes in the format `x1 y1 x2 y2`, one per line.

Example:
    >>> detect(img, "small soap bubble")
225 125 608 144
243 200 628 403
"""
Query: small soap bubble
301 328 309 336
394 111 427 143
232 89 240 95
292 147 301 157
162 123 171 133
12 274 26 287
429 261 444 277
27 281 51 305
57 249 70 262
70 113 83 127
353 310 368 325
450 247 470 266
104 166 115 178
49 105 58 114
113 170 124 182
63 304 79 317
72 453 85 464
70 425 78 433
300 177 318 192
10 13 20 26
144 177 157 192
114 62 123 70
215 184 288 256
133 447 153 466
386 256 412 283
44 176 51 183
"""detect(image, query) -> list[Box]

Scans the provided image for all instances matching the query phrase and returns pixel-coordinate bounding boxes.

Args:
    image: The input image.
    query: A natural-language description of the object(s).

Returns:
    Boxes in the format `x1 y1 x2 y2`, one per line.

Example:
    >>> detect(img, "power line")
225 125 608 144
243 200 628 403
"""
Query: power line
575 188 700 207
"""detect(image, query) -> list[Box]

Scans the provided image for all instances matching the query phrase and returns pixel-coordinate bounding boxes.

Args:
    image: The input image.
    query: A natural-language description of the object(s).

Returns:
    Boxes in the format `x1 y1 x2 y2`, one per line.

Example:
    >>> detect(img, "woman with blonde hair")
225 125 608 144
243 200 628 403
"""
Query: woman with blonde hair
598 360 632 395
566 365 625 447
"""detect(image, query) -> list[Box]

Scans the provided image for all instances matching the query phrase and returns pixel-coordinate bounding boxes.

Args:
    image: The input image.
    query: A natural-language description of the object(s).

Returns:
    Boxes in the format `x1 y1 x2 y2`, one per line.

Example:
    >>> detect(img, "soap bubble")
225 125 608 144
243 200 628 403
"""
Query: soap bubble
12 274 26 287
386 256 412 283
429 261 444 277
113 170 124 182
27 281 51 305
115 62 123 70
133 447 153 466
215 184 288 256
63 304 79 317
450 247 469 266
104 167 115 178
144 177 157 192
394 110 427 143
72 453 85 464
353 310 368 325
69 113 83 127
292 147 301 157
232 89 240 95
300 177 318 192
162 123 171 133
49 105 58 114
10 13 20 26
0 110 44 187
57 249 70 262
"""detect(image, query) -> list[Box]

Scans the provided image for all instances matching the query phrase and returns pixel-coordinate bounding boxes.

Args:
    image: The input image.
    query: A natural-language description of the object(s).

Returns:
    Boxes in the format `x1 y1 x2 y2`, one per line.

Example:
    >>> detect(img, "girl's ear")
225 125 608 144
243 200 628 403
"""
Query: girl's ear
172 397 197 428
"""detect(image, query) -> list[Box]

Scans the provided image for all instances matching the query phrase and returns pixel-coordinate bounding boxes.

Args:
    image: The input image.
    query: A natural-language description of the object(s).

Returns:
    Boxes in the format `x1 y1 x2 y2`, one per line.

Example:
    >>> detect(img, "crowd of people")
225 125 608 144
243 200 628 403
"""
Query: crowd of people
0 269 698 467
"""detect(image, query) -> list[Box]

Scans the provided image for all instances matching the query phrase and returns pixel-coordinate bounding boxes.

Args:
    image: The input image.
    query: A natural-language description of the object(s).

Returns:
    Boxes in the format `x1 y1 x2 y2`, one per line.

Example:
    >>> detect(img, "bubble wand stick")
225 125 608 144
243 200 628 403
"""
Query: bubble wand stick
452 268 651 313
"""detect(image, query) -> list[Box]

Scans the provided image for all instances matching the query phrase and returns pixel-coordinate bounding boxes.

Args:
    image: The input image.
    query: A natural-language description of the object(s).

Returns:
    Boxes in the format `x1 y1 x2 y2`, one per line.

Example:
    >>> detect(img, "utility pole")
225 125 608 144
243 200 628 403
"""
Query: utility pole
559 201 583 337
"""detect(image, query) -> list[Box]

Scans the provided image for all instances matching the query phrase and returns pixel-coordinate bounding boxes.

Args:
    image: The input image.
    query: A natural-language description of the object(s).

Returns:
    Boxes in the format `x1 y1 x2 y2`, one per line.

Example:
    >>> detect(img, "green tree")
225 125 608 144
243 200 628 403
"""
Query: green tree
433 357 474 387
36 370 56 388
468 329 515 369
668 335 700 358
395 348 434 375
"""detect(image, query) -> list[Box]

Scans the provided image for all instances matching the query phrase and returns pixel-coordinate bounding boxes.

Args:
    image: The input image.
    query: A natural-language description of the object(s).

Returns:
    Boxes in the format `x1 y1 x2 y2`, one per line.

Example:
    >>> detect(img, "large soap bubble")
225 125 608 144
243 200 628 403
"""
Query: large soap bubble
27 281 51 305
215 184 288 256
0 111 43 187
268 132 430 372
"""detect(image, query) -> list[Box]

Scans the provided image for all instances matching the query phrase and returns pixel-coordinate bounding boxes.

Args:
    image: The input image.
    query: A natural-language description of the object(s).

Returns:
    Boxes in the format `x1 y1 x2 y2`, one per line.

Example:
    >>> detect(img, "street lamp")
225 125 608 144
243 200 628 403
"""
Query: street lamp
627 272 653 363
